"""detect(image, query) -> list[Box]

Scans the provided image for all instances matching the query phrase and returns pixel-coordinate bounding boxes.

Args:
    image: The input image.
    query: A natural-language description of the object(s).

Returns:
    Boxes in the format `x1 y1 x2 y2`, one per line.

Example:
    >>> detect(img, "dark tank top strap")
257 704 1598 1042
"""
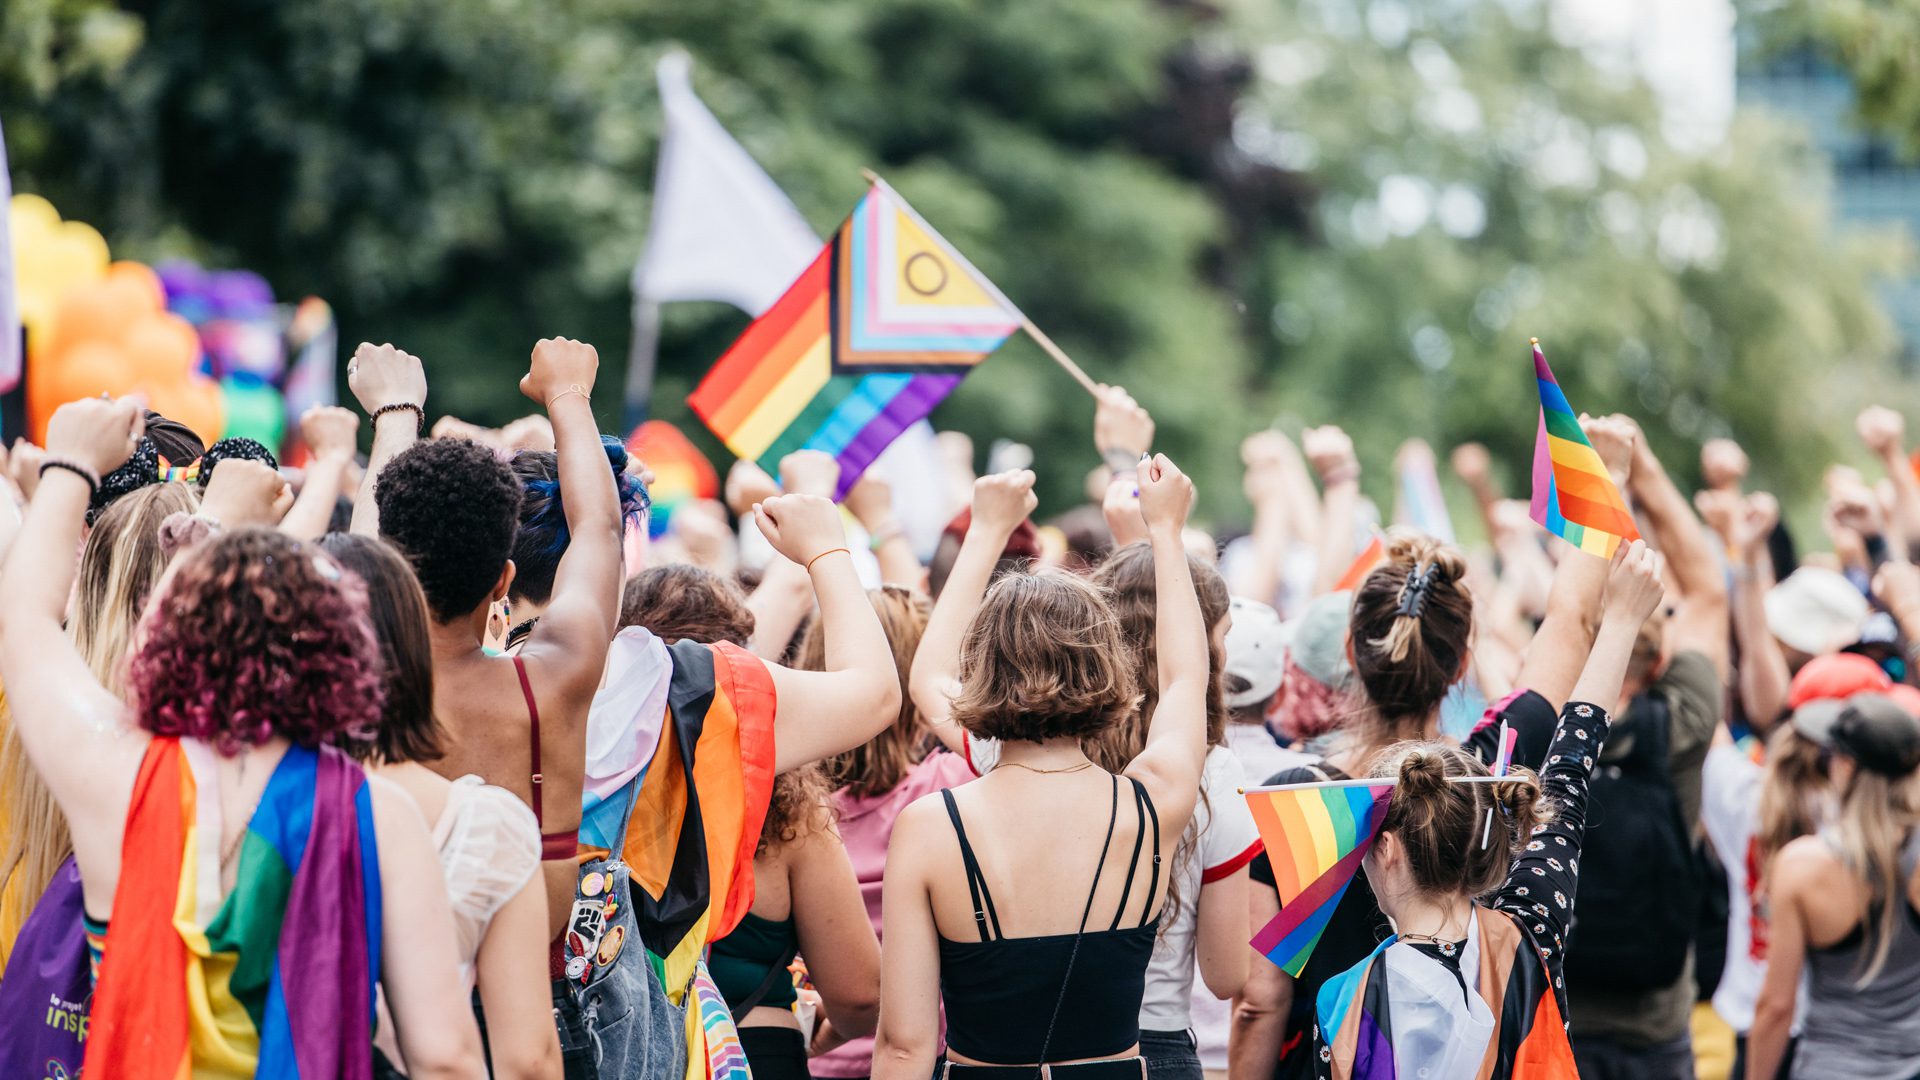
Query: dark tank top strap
942 788 1004 942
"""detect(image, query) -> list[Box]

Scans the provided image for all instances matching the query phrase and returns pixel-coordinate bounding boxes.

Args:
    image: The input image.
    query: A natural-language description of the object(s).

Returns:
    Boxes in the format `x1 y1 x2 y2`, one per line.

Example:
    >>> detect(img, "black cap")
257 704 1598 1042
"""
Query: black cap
1829 693 1920 777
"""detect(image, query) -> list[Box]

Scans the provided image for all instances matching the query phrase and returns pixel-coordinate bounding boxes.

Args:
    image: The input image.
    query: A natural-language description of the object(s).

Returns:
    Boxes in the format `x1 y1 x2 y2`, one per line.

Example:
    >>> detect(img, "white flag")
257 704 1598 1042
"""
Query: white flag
634 52 820 315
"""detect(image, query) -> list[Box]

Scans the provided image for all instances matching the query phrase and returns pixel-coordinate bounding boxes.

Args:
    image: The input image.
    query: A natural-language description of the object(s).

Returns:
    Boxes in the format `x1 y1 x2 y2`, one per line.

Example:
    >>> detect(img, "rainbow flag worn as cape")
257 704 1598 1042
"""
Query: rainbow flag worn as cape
1528 339 1639 558
690 179 1022 500
84 739 381 1080
579 629 777 1000
1314 907 1580 1080
1246 781 1393 977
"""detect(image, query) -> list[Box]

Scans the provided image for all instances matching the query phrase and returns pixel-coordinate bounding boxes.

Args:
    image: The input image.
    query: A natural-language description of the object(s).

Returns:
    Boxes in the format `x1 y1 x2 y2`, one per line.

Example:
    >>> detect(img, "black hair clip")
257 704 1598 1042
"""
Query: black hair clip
1395 561 1436 619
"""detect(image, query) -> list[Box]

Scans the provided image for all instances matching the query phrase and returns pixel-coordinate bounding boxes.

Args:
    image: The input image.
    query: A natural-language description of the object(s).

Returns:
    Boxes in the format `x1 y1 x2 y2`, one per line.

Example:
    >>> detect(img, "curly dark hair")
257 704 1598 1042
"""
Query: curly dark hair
758 765 837 856
125 528 385 755
619 564 755 645
509 436 650 607
375 438 524 622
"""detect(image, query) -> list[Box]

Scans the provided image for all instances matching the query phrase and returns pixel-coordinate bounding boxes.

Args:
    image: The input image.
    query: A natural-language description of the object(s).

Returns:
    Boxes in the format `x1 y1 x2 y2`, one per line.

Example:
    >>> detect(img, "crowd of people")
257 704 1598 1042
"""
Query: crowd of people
0 334 1917 1080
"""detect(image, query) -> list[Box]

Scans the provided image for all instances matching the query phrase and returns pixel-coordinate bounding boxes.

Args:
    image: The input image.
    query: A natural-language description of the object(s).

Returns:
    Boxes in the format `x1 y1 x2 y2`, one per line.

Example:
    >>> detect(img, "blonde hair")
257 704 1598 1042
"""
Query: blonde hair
1755 724 1830 873
806 586 936 799
1830 766 1920 985
0 483 196 952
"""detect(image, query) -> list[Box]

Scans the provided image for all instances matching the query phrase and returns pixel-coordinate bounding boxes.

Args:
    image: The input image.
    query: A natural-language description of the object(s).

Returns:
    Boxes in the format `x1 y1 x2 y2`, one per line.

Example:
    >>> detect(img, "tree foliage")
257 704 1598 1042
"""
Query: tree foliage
0 0 1905 523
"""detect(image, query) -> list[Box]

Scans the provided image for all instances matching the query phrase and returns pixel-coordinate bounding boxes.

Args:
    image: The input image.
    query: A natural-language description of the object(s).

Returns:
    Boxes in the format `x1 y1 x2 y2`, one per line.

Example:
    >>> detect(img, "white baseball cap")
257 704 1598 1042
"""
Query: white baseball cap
1225 597 1289 709
1765 567 1870 657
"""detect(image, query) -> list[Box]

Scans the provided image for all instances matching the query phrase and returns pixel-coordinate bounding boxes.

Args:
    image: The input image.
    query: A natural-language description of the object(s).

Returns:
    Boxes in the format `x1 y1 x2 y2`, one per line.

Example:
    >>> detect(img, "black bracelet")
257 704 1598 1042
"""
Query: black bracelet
370 402 424 432
38 459 101 499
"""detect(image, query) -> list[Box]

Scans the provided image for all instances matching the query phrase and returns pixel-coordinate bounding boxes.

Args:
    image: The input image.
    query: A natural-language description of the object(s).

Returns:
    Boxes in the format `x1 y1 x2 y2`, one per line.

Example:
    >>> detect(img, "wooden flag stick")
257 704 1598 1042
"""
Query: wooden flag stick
859 166 1103 400
1018 315 1102 398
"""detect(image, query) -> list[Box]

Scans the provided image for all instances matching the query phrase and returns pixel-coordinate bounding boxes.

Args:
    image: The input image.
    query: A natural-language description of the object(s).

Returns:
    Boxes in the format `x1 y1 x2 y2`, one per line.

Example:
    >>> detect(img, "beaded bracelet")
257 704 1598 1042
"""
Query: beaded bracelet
38 458 101 499
370 402 425 432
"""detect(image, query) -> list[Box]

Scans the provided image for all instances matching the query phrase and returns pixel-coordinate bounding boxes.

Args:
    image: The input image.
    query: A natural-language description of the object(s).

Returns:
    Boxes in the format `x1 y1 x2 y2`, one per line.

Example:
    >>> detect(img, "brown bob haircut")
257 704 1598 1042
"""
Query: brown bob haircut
948 569 1140 744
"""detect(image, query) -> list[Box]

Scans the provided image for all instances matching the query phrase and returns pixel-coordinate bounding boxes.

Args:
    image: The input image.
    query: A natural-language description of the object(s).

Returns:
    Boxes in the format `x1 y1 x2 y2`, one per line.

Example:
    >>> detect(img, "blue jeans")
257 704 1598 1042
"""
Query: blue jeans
1139 1029 1202 1080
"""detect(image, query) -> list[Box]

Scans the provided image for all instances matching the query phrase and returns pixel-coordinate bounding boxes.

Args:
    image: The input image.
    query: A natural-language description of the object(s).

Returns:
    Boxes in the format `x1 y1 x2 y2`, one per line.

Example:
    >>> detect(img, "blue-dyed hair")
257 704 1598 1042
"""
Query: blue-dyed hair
507 435 649 606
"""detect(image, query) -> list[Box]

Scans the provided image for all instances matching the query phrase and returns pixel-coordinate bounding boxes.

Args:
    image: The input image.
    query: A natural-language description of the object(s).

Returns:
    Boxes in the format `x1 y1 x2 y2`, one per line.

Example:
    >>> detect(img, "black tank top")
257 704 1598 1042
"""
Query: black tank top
937 775 1162 1065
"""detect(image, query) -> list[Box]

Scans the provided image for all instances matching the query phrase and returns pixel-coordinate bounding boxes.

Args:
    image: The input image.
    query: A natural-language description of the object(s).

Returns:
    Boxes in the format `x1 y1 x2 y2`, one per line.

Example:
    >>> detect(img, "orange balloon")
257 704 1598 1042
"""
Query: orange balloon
46 275 151 355
122 311 200 384
28 340 143 442
105 261 167 314
148 375 224 444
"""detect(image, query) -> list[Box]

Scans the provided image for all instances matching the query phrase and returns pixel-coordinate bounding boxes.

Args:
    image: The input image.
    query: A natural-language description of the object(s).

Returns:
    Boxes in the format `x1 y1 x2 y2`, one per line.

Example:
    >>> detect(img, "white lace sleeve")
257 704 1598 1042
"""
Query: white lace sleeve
436 776 543 979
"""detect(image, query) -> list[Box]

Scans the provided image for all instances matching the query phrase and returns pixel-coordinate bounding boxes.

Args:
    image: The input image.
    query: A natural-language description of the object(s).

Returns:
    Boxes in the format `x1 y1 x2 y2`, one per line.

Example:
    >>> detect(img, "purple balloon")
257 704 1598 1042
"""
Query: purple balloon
157 259 209 304
209 270 274 316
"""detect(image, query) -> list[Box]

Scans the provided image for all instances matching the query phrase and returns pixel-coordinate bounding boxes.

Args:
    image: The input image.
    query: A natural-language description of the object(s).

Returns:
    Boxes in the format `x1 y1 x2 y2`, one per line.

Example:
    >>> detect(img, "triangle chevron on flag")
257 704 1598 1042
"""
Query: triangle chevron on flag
691 179 1023 501
1245 780 1395 977
1528 337 1641 558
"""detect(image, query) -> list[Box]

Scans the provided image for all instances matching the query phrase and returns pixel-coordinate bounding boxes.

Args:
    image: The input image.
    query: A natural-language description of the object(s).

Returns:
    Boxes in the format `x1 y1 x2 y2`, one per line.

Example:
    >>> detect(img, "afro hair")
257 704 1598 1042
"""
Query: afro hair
375 438 523 622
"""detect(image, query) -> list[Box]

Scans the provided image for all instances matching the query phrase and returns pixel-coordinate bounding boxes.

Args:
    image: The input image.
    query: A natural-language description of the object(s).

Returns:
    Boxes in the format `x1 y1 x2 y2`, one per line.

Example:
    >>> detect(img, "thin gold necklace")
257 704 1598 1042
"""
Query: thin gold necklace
992 759 1095 776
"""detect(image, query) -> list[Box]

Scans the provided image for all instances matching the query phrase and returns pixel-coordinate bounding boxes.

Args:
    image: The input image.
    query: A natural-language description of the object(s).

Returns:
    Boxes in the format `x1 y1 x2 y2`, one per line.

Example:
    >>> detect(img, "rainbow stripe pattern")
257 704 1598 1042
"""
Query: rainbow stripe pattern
1246 782 1394 977
690 180 1021 500
627 419 720 539
83 739 381 1080
1529 338 1639 558
691 962 751 1080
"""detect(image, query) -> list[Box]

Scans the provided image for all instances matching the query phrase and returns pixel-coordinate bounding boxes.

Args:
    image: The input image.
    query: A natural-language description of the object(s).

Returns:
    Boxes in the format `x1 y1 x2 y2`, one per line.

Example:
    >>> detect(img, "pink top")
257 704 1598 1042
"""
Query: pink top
811 750 975 1078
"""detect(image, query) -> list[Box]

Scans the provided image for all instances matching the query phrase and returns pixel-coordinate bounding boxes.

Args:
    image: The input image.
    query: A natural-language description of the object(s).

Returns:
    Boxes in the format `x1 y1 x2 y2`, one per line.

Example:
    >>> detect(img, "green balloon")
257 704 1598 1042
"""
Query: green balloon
219 378 285 449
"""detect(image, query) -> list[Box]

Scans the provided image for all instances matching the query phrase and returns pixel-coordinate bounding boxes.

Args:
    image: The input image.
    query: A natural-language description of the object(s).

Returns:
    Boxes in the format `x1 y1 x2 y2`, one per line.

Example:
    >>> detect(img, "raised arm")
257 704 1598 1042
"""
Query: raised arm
757 493 902 773
1508 414 1633 707
0 400 147 831
845 471 923 590
1230 431 1298 603
908 471 1038 752
520 339 625 689
1722 492 1792 729
1622 417 1729 679
279 406 360 540
743 452 842 661
1123 454 1208 836
1304 426 1361 596
347 343 427 537
1859 406 1920 551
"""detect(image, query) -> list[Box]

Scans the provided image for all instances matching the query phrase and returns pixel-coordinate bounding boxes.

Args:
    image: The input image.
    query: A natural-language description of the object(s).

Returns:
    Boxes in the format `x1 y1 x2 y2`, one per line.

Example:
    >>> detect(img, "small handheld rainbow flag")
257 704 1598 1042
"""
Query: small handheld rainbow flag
1529 338 1639 558
1246 780 1395 976
690 179 1023 500
1332 532 1386 593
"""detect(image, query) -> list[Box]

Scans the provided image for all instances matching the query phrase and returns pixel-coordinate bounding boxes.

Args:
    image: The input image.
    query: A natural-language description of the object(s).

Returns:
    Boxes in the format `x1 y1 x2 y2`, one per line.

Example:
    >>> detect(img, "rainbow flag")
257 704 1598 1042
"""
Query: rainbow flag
628 419 720 539
84 739 381 1080
1529 338 1639 558
689 179 1022 500
1246 780 1394 977
1333 533 1386 593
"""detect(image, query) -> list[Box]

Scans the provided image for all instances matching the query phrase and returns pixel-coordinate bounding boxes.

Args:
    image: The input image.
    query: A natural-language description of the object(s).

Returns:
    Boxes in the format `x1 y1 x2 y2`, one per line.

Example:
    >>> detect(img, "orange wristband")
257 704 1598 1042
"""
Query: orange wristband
806 547 851 573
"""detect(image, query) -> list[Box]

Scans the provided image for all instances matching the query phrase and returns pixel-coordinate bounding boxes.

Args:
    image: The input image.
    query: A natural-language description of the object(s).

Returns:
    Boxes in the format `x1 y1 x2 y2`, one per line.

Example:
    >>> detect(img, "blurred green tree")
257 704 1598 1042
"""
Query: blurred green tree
1 0 1905 528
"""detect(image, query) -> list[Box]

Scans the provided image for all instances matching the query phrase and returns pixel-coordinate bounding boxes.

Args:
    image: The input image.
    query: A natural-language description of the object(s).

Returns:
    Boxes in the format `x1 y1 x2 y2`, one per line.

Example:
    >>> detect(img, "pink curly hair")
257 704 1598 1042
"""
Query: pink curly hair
126 528 385 755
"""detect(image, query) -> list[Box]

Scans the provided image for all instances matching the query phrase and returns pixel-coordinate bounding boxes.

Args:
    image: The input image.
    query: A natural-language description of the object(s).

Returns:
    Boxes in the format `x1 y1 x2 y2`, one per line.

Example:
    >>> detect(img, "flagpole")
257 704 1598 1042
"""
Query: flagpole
858 167 1102 400
1239 774 1526 794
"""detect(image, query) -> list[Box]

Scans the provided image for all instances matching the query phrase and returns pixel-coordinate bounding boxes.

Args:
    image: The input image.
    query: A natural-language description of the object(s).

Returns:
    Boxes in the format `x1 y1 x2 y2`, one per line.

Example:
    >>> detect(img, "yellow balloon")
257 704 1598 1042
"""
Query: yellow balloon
8 194 60 235
56 221 109 277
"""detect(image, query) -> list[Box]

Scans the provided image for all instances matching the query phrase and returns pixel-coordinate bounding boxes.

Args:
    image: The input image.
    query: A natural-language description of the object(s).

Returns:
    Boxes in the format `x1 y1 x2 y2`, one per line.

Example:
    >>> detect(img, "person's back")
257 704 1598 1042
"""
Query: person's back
1795 828 1920 1077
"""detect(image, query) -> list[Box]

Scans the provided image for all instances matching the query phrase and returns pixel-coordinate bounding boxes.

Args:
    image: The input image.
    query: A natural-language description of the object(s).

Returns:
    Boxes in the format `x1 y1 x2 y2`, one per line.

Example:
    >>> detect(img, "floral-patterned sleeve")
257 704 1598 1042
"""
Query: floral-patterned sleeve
1487 700 1612 969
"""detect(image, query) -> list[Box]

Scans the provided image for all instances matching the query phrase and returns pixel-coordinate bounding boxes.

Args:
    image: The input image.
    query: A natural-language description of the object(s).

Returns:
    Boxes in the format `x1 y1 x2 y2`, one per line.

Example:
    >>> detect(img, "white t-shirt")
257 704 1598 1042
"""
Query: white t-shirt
1141 746 1262 1032
961 739 1264 1035
1701 743 1765 1032
1188 726 1312 1064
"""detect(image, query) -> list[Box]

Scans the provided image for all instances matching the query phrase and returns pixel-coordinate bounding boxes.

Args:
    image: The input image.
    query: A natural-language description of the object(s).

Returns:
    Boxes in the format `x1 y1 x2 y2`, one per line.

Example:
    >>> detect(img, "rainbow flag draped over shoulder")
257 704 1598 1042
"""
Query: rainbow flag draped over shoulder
690 179 1022 500
1529 338 1639 558
1246 781 1393 977
579 629 777 999
84 739 381 1080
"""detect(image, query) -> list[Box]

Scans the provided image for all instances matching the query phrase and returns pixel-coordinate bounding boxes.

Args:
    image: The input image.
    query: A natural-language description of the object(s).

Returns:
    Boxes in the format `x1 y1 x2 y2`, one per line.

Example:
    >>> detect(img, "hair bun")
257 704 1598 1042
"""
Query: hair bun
1396 747 1449 797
